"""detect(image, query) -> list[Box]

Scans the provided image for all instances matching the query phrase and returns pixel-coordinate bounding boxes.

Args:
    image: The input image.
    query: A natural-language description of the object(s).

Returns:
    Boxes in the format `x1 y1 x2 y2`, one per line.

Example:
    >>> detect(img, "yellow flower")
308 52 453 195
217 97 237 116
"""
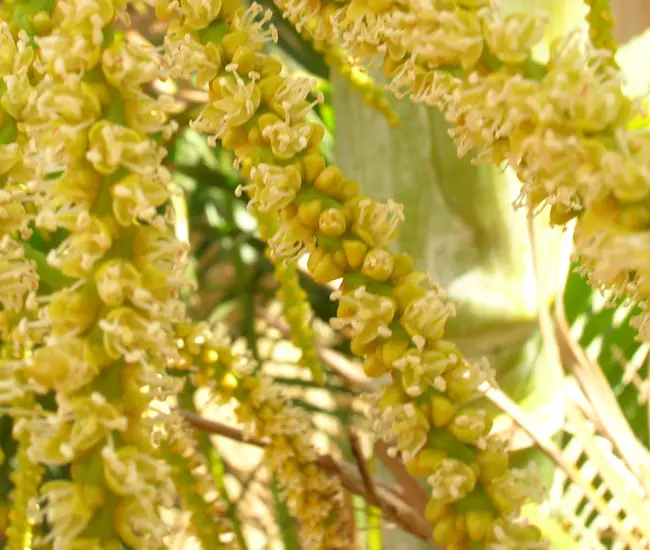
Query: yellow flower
483 10 547 64
25 337 99 393
0 237 37 313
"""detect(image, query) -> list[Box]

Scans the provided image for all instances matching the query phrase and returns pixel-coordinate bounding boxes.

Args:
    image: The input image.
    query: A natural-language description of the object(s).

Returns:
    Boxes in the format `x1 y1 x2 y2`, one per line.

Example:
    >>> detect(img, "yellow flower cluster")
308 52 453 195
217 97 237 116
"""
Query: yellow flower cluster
177 321 352 550
0 0 634 547
275 1 650 345
0 19 39 326
0 7 53 548
275 262 324 384
3 308 44 550
162 1 544 548
275 2 399 127
0 1 192 547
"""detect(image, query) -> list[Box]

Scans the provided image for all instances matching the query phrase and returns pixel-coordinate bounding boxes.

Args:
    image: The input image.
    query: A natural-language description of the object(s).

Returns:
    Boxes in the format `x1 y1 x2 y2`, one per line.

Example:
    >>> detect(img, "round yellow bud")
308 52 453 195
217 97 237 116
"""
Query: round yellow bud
232 45 256 75
379 384 407 410
465 509 493 541
380 338 410 366
298 199 323 228
302 153 326 183
319 208 347 237
449 408 493 445
361 248 394 282
431 395 457 428
477 448 509 482
31 11 53 34
341 239 368 269
424 498 450 524
390 252 414 281
221 31 248 59
406 448 446 477
432 515 457 545
314 166 344 197
307 247 344 283
363 355 390 377
340 178 360 201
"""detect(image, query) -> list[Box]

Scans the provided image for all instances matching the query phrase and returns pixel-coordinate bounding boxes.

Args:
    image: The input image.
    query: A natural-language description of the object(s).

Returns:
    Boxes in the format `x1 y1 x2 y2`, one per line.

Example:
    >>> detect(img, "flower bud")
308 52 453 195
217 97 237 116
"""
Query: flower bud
465 509 493 541
432 515 458 545
361 248 394 282
428 458 477 503
363 354 390 377
380 338 409 367
342 239 367 269
319 207 347 237
431 395 457 428
314 166 344 198
477 448 509 483
390 252 413 281
307 247 344 283
449 408 493 445
302 153 326 183
232 45 256 75
424 498 450 524
406 448 446 477
298 199 323 228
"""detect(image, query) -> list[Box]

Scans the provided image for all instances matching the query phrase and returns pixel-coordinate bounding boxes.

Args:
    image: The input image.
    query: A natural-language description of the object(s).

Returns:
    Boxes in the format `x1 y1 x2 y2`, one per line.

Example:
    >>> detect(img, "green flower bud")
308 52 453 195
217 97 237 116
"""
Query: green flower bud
431 395 457 428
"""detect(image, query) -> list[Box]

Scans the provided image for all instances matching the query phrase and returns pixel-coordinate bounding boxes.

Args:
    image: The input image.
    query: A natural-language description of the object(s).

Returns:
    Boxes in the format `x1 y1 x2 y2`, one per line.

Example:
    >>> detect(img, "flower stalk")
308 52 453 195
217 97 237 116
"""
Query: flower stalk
161 411 233 549
6 408 43 550
275 261 324 385
585 0 618 54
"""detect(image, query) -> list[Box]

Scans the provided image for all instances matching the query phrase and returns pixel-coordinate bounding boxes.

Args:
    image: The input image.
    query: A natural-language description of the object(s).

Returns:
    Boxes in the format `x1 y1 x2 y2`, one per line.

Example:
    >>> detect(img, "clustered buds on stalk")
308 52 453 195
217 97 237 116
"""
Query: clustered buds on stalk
0 0 193 546
275 262 325 385
0 0 642 549
161 410 233 547
174 321 352 549
162 1 546 548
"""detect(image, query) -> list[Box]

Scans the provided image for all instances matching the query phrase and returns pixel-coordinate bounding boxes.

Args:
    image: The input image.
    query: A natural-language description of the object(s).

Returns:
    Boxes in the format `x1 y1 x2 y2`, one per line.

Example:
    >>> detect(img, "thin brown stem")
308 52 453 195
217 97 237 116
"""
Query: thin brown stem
349 430 379 506
179 410 435 543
